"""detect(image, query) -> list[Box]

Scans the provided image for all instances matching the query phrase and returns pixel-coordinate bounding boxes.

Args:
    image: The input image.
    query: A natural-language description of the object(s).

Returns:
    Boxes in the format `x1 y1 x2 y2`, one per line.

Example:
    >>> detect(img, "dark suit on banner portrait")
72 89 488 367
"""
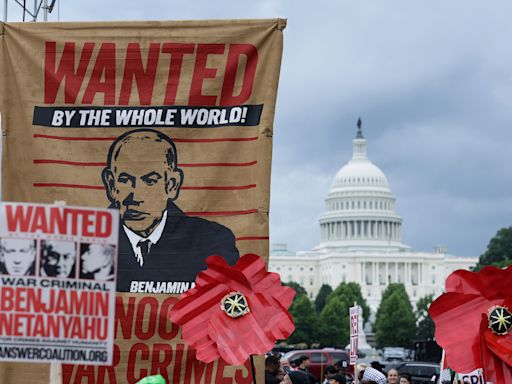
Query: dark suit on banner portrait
116 201 239 292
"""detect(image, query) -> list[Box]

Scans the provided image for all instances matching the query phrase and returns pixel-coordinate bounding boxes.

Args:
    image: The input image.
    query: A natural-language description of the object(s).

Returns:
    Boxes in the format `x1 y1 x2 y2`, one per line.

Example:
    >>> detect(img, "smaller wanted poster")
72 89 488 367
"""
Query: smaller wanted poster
0 201 118 365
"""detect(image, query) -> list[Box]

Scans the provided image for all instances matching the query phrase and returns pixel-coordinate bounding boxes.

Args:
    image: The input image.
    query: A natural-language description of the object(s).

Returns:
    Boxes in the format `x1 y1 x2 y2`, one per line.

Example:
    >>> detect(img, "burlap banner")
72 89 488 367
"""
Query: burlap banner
0 18 285 383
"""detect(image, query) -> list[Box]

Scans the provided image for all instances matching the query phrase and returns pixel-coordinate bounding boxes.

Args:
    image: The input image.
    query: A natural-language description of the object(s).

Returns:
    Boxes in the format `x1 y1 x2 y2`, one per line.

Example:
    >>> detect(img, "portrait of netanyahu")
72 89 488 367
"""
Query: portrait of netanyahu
102 128 239 292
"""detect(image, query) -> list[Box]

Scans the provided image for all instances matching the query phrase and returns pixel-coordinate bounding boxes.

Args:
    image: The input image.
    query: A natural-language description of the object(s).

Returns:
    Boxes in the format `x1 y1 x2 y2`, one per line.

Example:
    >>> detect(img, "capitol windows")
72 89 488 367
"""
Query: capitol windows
277 267 281 271
288 275 292 281
310 278 314 286
288 267 292 271
342 274 346 283
431 275 436 284
300 267 304 271
310 267 313 271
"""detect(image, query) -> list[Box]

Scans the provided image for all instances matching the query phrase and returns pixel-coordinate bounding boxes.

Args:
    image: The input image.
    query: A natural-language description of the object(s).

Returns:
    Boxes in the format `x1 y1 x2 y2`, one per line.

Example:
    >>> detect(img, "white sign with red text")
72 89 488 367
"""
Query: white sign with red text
0 202 118 365
349 305 359 366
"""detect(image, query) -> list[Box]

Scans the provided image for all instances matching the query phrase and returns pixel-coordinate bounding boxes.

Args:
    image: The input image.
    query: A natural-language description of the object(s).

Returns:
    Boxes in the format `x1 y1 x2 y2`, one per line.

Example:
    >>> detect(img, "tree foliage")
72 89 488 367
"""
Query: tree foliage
475 226 512 270
287 295 318 344
415 294 435 340
330 282 370 323
284 281 308 301
375 284 416 348
318 296 349 347
314 284 333 313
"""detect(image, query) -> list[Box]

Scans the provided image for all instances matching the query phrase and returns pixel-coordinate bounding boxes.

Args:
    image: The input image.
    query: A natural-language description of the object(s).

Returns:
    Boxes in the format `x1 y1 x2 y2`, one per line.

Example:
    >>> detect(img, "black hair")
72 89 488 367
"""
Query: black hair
265 355 280 367
324 365 338 375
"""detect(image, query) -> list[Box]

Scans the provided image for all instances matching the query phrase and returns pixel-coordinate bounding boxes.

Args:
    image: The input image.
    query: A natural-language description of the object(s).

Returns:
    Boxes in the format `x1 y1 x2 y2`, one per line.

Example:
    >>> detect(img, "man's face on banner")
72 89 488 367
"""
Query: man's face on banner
0 239 36 275
81 244 112 274
42 240 76 278
103 133 183 236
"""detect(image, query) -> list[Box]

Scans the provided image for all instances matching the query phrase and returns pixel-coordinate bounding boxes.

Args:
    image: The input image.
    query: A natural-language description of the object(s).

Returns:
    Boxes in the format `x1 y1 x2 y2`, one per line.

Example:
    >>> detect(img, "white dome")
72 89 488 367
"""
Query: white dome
331 159 389 191
316 121 408 252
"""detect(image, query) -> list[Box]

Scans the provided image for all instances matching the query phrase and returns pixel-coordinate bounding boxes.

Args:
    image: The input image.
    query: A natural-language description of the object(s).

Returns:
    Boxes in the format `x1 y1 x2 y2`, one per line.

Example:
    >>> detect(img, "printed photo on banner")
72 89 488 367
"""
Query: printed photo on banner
102 129 239 293
0 238 37 276
80 243 116 281
40 239 77 278
0 202 119 365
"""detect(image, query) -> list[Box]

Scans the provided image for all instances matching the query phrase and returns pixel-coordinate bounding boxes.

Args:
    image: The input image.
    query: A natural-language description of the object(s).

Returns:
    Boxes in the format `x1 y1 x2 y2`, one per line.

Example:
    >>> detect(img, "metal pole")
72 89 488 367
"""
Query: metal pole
43 0 47 21
3 0 7 22
33 0 36 21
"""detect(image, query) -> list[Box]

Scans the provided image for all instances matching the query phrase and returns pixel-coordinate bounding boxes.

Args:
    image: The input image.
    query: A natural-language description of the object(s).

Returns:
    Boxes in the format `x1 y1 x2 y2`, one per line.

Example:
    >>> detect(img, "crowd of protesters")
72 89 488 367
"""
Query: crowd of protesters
265 355 437 384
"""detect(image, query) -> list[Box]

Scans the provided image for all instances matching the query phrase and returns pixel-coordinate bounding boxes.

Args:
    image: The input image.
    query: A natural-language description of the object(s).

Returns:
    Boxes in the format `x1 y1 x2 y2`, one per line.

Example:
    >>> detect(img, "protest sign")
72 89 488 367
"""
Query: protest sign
453 369 485 384
0 18 284 383
349 305 359 366
0 202 118 365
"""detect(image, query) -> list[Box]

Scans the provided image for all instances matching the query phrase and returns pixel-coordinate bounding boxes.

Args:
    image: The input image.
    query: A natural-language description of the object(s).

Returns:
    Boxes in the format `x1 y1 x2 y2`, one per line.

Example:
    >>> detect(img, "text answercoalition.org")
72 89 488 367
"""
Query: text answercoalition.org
0 346 108 362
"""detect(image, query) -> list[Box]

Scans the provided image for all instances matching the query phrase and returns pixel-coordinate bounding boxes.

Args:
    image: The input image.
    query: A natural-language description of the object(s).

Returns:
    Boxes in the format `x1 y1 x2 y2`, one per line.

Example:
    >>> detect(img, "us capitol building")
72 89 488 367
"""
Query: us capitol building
269 121 477 312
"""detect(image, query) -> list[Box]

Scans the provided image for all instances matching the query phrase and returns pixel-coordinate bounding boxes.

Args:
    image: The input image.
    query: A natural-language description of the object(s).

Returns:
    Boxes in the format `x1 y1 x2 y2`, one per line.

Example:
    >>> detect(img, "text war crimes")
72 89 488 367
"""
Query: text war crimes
64 296 254 384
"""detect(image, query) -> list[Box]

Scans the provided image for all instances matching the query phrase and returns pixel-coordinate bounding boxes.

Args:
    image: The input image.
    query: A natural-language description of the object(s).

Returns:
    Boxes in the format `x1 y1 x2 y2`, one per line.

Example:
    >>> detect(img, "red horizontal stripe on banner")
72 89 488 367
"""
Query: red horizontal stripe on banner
182 184 256 191
236 236 269 241
33 183 103 190
33 183 256 191
181 161 257 167
33 134 258 143
186 209 258 216
33 159 257 168
33 134 116 141
174 137 258 143
34 160 106 166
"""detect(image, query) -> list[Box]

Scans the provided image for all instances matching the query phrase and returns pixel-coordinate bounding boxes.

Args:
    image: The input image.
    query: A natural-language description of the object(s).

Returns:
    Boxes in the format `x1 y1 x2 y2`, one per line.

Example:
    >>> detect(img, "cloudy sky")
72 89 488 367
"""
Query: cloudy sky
4 1 512 257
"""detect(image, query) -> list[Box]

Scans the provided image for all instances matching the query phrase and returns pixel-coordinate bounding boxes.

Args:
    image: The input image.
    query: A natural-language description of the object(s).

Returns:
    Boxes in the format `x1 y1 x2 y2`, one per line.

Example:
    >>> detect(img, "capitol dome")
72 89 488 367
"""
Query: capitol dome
316 119 409 251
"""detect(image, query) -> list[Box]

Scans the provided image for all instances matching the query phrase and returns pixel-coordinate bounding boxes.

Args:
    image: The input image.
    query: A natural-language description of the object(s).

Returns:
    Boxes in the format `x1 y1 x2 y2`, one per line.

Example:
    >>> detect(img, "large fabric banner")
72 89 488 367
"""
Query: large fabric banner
0 19 285 383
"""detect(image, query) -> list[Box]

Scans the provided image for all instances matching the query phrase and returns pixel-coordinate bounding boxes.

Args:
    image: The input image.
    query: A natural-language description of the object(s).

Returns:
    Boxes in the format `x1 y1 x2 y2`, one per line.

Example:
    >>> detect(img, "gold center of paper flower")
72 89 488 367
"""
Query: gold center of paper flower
488 305 512 335
221 291 250 318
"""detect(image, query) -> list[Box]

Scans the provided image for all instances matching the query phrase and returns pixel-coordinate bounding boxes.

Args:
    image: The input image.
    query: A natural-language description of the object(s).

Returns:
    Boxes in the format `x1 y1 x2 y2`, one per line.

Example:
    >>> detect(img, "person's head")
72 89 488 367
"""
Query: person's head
0 238 36 275
324 365 338 379
41 240 76 277
362 367 387 384
399 373 412 384
265 355 280 375
328 373 346 384
371 361 385 373
280 358 290 368
102 129 183 237
298 355 310 369
81 244 114 275
335 359 349 374
387 368 399 384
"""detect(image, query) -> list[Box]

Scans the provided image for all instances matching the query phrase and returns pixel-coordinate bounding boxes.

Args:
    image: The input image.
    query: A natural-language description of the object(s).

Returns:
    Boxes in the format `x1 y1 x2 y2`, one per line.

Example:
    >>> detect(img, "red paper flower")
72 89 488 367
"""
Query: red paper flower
168 253 295 365
429 266 512 382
